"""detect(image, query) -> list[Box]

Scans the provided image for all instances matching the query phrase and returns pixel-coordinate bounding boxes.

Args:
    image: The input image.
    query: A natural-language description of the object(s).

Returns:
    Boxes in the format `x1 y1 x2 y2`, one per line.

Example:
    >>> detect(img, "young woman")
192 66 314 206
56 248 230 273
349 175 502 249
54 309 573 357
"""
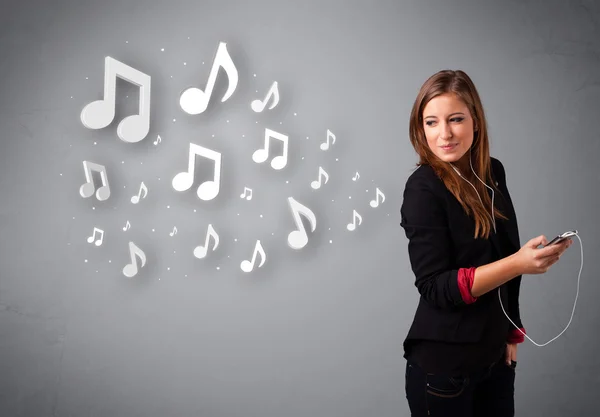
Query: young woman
400 69 572 416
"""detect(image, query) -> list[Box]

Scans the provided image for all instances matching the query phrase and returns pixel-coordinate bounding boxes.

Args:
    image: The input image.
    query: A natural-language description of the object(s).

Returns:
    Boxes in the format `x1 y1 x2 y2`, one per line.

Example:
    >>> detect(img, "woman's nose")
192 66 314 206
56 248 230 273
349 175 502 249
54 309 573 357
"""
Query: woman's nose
439 123 452 139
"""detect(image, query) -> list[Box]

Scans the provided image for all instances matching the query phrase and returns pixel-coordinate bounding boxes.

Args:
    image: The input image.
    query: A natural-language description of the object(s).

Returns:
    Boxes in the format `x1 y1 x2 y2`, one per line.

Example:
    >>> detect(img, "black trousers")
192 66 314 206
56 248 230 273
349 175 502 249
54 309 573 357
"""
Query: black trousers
405 352 516 416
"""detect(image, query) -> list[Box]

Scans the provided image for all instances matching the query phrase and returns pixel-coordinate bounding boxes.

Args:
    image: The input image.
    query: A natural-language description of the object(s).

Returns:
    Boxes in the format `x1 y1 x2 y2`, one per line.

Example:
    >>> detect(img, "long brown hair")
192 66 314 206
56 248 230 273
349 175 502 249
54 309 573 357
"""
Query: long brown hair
408 69 508 240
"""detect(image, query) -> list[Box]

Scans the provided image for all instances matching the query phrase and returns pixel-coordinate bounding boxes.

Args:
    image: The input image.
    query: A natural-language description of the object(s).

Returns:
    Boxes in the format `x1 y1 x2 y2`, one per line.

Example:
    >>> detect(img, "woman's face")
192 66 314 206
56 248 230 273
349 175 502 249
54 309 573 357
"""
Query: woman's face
422 93 476 171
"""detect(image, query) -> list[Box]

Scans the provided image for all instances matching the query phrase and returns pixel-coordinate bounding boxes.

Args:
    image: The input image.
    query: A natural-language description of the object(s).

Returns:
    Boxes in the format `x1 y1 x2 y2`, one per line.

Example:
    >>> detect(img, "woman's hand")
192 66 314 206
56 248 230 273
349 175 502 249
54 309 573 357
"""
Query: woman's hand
514 235 572 275
505 342 517 366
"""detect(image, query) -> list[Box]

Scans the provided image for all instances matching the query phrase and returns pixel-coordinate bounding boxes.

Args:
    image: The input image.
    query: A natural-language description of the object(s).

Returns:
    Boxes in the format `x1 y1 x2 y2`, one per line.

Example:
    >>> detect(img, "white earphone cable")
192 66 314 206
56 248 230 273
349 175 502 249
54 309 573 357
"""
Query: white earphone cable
450 153 583 346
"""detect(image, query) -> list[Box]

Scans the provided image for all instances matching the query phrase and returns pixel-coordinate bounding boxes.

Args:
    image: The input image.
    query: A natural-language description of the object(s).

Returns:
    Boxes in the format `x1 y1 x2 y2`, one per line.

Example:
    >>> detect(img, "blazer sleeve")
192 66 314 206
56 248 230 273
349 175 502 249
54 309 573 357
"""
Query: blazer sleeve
496 160 527 343
400 172 477 309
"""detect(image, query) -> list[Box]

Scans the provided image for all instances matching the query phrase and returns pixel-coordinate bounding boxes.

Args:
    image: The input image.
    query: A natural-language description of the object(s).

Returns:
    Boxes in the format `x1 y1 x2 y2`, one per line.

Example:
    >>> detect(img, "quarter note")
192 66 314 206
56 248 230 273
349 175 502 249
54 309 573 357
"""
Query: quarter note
180 41 239 115
251 81 280 112
287 197 317 250
80 56 151 143
310 166 329 190
131 181 148 204
79 161 111 201
320 129 336 151
252 128 289 170
240 240 266 272
193 224 219 259
370 187 385 208
172 143 222 201
122 241 147 278
86 227 104 246
347 210 362 231
240 187 253 200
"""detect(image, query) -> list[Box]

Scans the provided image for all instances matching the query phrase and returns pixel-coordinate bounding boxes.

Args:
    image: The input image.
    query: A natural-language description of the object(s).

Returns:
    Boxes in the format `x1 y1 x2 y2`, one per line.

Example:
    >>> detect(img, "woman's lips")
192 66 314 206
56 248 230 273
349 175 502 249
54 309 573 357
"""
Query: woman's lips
440 144 457 151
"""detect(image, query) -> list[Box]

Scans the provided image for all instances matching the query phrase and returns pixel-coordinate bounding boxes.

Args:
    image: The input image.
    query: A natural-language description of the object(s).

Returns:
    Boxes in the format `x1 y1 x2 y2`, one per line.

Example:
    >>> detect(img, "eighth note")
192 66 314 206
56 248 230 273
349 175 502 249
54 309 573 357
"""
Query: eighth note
311 166 329 190
251 81 280 112
370 187 385 208
122 241 147 278
320 129 336 151
193 224 219 259
80 161 110 201
123 221 131 231
240 187 253 200
240 240 266 273
180 41 239 115
347 210 362 231
169 226 178 237
87 227 104 246
131 181 148 204
287 197 317 250
352 172 360 181
153 135 162 145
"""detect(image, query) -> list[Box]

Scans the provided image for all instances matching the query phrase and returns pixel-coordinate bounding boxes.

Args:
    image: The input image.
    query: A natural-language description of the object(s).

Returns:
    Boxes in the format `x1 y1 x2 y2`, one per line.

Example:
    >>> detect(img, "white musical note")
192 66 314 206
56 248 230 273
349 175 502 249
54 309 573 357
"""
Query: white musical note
193 224 219 259
86 227 104 246
80 56 151 143
153 135 162 145
310 166 329 190
320 129 336 151
240 240 266 272
251 81 280 112
169 226 178 237
240 187 253 200
252 128 289 170
122 220 131 231
287 197 317 250
79 161 110 201
347 210 362 231
172 143 222 201
122 241 147 278
131 181 148 204
352 172 360 181
180 42 239 115
370 187 385 208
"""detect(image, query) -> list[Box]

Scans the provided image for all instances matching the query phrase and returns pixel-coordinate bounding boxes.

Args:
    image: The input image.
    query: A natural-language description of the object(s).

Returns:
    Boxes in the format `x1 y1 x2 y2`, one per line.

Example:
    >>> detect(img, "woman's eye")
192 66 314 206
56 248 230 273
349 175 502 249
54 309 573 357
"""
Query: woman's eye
425 117 464 126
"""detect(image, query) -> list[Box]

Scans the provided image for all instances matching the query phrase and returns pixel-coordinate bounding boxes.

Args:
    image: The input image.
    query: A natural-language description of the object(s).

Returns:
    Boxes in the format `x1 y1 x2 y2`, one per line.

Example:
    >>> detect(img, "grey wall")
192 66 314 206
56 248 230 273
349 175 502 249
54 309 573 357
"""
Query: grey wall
1 0 599 415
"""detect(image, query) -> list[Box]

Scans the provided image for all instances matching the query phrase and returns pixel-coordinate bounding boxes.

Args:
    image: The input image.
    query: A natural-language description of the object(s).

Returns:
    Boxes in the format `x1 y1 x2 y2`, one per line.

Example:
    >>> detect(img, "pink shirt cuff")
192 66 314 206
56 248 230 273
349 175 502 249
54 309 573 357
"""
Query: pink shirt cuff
507 327 526 344
458 267 478 304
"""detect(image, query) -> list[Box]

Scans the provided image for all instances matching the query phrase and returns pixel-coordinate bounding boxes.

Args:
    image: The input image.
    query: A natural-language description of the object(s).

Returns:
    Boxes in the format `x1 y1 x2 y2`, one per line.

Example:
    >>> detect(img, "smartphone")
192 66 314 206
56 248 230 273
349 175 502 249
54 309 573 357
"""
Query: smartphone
545 230 578 247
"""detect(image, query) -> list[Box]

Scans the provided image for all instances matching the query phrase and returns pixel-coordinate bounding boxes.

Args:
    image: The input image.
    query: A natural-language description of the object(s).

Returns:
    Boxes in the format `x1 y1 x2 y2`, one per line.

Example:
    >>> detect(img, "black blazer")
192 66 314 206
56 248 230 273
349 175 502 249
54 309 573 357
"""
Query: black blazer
400 157 524 346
